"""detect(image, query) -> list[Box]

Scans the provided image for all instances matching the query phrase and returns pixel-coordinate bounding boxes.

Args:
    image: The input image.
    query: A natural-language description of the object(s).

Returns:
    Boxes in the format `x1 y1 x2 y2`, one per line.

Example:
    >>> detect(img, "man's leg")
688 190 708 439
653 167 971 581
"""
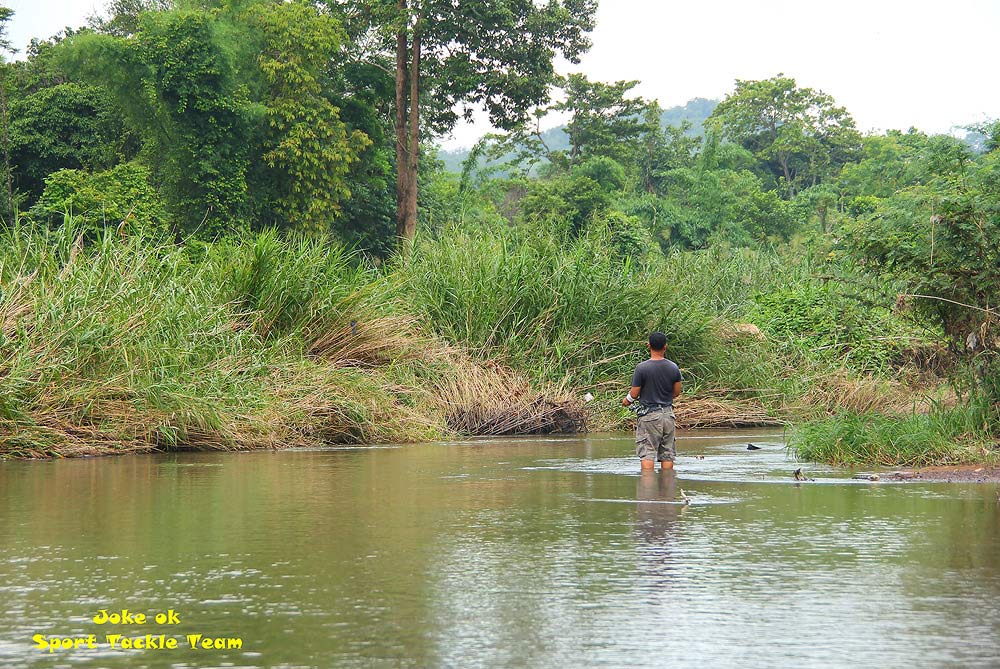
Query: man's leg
636 415 660 472
657 411 677 471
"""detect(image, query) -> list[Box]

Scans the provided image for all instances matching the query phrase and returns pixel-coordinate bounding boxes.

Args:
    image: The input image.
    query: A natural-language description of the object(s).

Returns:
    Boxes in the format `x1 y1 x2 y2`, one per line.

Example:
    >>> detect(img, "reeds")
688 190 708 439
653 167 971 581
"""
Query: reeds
0 217 960 462
790 399 997 467
0 221 591 458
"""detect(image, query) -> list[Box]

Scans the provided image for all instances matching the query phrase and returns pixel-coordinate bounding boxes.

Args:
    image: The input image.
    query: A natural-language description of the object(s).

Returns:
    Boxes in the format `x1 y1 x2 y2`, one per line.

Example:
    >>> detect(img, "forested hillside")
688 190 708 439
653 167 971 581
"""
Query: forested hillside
438 97 718 173
0 1 997 464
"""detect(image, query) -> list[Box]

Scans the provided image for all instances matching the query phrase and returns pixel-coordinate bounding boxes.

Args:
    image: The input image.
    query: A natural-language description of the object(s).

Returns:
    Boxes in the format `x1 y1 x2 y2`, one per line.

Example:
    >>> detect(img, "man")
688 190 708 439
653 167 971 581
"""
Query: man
622 332 683 471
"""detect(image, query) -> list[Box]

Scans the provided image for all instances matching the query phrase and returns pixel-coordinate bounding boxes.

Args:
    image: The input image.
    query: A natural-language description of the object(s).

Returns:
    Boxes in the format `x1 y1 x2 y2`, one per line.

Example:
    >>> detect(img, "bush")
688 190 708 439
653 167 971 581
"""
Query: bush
749 283 918 373
601 210 654 261
27 163 167 234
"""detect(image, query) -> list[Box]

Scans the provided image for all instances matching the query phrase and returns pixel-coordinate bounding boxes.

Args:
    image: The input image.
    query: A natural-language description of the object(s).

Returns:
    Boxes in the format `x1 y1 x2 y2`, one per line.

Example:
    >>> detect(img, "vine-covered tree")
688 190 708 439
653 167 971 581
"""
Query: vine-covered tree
62 0 369 237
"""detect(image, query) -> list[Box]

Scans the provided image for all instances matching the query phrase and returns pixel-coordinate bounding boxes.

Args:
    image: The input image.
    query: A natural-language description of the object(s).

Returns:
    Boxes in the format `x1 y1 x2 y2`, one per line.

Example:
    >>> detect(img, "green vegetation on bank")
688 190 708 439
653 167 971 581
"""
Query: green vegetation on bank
791 400 998 467
0 220 603 457
0 216 930 458
0 1 997 464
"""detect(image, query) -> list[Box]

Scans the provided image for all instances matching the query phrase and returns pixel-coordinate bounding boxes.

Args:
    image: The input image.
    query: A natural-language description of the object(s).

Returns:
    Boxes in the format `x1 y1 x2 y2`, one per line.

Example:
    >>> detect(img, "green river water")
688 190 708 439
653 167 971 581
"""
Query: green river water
1 430 999 668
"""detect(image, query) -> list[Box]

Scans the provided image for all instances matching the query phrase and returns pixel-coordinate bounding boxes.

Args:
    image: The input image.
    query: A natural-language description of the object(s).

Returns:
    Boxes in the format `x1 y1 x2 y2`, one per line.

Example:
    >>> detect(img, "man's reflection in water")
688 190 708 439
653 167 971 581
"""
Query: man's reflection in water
635 470 684 570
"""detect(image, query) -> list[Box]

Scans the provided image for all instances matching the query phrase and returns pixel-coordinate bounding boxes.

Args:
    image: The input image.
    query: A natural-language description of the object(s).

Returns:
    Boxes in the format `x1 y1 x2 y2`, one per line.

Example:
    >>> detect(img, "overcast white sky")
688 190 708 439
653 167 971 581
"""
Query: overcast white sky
6 0 999 148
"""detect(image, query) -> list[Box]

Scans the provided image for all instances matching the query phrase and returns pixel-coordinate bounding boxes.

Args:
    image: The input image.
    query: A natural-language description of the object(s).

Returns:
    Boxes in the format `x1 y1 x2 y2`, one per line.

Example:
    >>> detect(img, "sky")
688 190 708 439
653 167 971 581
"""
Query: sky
5 0 999 149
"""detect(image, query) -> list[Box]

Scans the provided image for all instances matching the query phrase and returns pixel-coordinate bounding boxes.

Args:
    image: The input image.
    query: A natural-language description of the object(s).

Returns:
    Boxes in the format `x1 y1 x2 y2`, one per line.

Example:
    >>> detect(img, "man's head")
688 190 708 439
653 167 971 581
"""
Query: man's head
648 332 667 353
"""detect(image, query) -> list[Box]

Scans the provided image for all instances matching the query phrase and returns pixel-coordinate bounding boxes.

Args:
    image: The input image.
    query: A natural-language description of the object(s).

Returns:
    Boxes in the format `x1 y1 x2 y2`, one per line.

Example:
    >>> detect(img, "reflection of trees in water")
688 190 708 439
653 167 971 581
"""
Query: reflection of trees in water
887 486 1000 656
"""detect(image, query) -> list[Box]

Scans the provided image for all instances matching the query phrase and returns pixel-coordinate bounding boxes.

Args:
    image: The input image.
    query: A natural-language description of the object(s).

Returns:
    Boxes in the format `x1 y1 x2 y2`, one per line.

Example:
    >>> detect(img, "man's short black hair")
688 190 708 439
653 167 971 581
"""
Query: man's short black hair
649 332 667 351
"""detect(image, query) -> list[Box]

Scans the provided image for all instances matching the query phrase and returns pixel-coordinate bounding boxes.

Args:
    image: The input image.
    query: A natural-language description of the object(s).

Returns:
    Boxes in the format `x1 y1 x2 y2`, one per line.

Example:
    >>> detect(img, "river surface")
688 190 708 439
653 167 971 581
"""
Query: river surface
2 430 999 668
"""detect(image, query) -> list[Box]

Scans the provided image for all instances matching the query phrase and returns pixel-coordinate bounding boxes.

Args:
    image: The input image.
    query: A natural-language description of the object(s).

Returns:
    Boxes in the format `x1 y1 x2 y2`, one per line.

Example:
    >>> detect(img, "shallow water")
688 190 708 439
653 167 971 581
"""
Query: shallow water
2 430 999 668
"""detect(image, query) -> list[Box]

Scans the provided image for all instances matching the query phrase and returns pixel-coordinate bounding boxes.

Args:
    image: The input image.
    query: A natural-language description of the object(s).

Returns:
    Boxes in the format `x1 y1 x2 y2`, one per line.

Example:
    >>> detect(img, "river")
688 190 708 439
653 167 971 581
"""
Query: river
2 429 999 668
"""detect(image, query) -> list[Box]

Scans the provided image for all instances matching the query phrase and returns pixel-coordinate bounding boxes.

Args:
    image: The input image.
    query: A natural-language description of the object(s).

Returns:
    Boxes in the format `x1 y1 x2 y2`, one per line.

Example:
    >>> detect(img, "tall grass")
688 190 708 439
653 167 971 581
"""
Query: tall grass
396 225 718 389
790 399 996 467
0 221 584 458
0 217 960 461
395 225 905 428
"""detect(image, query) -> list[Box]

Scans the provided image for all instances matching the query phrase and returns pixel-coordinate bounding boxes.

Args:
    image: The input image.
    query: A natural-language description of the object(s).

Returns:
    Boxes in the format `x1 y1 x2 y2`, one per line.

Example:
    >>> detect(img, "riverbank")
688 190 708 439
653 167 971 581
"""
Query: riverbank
0 223 969 462
887 463 1000 483
0 224 587 459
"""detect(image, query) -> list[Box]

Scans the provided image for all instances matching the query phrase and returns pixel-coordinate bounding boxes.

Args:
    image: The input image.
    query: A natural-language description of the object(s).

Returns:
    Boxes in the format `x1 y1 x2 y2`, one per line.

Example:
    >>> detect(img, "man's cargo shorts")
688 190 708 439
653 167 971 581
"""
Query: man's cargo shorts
635 408 677 462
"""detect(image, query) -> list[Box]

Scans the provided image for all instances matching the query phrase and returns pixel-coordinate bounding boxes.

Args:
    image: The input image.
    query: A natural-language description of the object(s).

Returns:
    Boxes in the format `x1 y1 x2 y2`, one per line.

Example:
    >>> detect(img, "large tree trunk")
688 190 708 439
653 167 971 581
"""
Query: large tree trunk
393 2 421 246
394 1 410 241
401 26 420 242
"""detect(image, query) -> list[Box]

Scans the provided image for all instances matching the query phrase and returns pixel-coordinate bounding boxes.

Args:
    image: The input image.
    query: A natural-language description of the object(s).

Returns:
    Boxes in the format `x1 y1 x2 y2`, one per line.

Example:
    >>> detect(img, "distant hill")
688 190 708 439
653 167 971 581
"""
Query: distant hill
438 97 719 173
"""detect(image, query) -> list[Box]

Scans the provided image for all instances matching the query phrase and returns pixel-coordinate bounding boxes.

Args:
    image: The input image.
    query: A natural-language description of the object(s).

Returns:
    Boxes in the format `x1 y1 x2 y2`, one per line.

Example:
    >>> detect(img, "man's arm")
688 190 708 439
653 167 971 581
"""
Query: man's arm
673 381 682 400
623 366 643 406
622 386 642 407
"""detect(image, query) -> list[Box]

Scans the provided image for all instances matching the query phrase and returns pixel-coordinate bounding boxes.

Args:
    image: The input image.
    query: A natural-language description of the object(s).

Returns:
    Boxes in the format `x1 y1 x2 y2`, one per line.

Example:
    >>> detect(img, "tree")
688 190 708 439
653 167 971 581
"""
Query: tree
246 0 370 232
965 119 999 154
64 0 370 237
557 75 653 167
328 0 597 243
842 140 1000 410
473 74 696 201
0 5 15 221
709 74 861 196
638 108 701 194
326 61 398 257
66 10 259 235
9 83 128 200
87 0 172 37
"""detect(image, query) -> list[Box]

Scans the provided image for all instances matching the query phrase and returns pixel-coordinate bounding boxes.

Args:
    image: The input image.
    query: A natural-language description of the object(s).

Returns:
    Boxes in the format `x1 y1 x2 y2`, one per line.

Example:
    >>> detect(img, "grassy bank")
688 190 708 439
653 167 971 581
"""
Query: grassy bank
0 222 580 458
0 220 952 460
396 224 940 428
790 399 998 467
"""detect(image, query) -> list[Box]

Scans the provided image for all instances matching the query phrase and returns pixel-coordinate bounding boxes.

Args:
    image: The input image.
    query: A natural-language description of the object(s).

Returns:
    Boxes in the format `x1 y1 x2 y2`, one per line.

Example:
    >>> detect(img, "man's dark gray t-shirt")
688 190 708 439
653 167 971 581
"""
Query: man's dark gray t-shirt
631 359 683 407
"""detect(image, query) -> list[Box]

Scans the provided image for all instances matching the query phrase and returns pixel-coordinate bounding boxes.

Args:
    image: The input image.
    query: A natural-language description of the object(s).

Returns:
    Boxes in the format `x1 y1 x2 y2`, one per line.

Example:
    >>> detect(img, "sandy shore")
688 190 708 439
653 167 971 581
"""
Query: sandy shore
886 464 1000 483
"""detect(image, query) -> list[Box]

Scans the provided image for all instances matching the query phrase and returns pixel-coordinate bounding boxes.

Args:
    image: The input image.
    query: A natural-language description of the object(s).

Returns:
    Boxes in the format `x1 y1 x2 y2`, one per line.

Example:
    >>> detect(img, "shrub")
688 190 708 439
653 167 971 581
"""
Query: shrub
27 163 167 234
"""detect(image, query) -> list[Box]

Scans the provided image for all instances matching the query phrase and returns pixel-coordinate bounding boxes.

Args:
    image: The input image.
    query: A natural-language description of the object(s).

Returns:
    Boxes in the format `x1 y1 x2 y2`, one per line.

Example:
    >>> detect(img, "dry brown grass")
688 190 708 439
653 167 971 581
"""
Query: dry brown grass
793 370 951 418
676 396 781 428
429 354 586 435
310 312 586 437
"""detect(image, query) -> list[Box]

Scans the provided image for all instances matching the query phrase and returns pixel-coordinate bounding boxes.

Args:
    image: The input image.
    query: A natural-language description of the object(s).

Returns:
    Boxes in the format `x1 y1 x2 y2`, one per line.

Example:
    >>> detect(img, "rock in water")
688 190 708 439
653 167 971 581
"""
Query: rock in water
747 443 762 451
